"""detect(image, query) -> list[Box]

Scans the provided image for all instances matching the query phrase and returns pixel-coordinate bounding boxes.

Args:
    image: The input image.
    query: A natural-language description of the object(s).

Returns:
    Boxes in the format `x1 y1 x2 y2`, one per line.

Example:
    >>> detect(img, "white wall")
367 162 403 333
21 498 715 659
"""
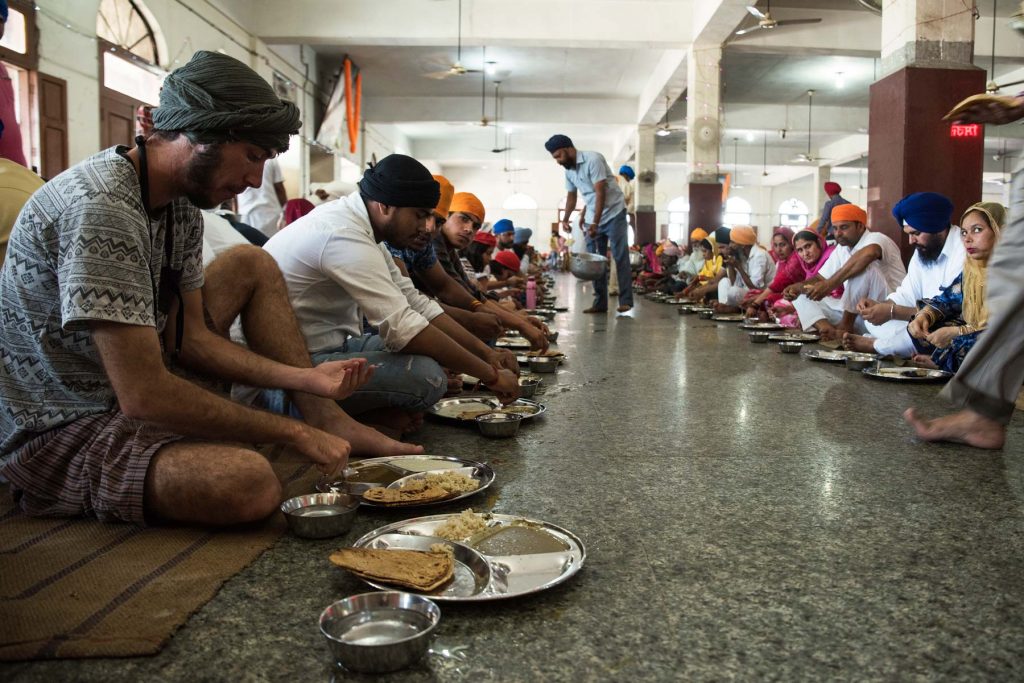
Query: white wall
35 0 316 193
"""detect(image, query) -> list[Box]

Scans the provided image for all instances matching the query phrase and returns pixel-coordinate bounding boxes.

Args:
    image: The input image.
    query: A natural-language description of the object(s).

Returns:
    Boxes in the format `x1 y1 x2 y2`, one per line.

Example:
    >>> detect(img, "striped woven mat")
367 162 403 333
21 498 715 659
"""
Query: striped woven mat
0 445 317 661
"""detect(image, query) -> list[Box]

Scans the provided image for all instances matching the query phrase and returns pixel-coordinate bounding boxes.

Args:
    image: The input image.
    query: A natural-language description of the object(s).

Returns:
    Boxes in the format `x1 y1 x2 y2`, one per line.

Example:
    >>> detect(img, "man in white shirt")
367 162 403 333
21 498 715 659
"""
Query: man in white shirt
236 157 287 237
262 154 520 431
789 203 907 340
843 193 964 356
716 225 776 310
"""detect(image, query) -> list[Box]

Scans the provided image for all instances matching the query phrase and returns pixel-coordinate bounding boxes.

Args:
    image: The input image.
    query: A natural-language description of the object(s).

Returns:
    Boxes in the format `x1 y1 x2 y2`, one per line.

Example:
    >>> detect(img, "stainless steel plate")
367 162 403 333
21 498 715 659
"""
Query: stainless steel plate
495 336 532 350
739 322 787 331
802 348 877 363
862 367 953 383
350 513 586 602
768 332 820 342
711 314 745 322
324 455 495 508
427 396 546 424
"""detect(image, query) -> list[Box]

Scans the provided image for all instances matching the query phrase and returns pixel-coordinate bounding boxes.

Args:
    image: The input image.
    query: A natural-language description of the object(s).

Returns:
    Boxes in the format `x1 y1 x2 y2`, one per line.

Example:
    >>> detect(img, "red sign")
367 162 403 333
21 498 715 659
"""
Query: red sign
950 123 981 138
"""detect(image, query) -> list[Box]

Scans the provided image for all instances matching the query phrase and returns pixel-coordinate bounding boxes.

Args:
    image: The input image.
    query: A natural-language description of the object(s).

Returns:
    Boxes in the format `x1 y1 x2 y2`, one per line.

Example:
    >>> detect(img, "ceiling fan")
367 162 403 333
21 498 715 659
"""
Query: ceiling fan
655 94 686 137
734 1 822 38
790 90 832 164
424 0 482 79
447 48 495 128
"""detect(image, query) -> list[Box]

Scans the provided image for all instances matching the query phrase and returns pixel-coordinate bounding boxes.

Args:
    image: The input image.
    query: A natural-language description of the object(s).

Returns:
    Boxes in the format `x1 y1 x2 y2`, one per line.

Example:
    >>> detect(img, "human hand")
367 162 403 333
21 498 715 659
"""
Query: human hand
525 315 548 333
306 358 374 401
488 348 520 374
782 283 802 301
485 368 521 404
561 220 572 234
926 326 959 349
858 300 890 325
519 323 549 352
745 305 758 319
587 225 598 238
908 313 931 340
471 311 504 339
293 424 351 480
804 279 834 301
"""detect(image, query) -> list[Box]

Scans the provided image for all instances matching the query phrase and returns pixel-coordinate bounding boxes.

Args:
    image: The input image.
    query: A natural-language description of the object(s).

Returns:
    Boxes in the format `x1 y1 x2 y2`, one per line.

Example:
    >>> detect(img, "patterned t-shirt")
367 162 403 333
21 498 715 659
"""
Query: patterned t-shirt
0 147 204 460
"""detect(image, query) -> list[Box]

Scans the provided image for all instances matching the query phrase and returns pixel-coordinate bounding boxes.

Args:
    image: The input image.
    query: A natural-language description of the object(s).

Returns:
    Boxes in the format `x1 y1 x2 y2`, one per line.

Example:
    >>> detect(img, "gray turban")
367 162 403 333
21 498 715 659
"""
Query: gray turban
152 50 301 152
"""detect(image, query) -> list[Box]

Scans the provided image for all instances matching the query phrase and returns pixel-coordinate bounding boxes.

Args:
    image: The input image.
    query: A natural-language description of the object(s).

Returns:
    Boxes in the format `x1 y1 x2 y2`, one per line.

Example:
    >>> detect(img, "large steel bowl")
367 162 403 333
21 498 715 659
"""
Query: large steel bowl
570 252 608 281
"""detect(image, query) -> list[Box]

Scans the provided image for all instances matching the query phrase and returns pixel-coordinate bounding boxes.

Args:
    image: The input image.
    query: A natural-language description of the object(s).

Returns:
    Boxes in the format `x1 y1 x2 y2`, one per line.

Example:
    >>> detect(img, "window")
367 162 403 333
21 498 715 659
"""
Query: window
503 192 537 210
666 196 689 242
0 6 27 54
778 198 809 229
0 0 41 170
97 0 160 64
723 196 752 227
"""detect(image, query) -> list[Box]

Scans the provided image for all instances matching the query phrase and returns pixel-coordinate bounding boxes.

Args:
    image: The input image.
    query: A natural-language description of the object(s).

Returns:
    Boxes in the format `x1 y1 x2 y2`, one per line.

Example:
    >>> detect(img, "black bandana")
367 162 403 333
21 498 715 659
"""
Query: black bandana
357 154 440 208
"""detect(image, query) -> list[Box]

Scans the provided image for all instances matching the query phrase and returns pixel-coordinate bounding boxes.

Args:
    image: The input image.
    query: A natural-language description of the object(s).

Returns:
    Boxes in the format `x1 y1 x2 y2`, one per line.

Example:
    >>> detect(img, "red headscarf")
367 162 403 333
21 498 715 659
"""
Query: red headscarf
283 198 315 225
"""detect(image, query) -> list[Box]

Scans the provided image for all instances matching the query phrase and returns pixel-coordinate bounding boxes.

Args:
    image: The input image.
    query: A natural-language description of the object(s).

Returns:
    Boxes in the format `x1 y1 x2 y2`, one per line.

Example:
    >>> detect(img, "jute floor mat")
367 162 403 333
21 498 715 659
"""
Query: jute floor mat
0 445 317 661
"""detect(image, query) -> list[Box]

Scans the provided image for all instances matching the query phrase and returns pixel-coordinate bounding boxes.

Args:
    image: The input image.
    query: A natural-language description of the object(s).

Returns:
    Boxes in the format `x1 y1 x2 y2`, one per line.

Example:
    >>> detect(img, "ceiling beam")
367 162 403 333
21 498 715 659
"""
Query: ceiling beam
364 96 636 125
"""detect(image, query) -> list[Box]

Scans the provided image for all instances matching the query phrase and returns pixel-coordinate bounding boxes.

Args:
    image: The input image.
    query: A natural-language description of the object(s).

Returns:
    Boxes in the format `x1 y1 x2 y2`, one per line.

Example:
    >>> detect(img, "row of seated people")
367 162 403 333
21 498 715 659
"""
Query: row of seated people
635 192 1002 374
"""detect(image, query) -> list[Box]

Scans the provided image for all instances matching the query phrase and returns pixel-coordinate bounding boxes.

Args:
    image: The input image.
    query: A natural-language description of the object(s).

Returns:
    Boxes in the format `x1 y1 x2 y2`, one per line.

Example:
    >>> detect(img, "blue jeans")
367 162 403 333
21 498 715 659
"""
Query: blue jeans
263 334 447 416
586 210 634 310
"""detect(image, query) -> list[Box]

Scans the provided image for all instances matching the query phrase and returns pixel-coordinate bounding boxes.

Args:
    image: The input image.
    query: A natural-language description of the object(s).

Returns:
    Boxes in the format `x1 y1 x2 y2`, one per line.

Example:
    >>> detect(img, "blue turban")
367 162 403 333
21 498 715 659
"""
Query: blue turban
892 192 954 234
0 1 8 23
714 227 731 246
493 218 515 235
544 134 573 153
619 165 635 180
514 227 533 245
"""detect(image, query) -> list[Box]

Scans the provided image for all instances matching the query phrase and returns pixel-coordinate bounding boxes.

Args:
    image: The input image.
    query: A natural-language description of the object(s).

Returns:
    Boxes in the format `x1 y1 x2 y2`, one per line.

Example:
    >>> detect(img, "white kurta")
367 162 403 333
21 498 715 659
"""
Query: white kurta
237 158 284 238
717 245 776 306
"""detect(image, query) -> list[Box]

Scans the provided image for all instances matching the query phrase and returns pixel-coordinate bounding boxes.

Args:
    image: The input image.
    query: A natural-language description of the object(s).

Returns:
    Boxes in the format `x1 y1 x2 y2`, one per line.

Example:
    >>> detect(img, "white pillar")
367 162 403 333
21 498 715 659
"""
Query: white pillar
880 0 976 76
686 44 722 184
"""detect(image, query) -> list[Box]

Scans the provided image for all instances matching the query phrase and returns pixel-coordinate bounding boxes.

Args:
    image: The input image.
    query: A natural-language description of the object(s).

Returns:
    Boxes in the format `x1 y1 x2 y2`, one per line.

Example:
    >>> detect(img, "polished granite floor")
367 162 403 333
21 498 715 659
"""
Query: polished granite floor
5 274 1024 681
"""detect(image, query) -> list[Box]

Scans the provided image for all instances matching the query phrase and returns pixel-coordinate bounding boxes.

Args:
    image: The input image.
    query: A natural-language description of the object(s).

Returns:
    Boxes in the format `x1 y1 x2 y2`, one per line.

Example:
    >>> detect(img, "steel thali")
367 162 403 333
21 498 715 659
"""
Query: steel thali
862 367 953 383
802 348 878 363
348 512 586 601
321 455 495 508
428 396 546 424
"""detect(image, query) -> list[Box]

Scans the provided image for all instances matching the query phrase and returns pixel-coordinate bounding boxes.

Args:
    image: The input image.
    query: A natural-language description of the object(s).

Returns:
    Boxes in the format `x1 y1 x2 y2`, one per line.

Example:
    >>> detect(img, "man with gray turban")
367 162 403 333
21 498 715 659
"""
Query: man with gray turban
0 51 420 529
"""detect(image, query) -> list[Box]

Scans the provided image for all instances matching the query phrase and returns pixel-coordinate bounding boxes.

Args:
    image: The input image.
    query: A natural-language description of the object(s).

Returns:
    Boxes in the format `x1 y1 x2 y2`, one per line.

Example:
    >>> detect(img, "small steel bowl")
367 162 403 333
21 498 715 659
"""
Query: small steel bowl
845 354 877 371
319 591 440 674
779 341 803 354
677 306 689 315
748 332 770 344
528 358 558 374
476 412 523 438
698 310 714 320
517 376 542 398
546 331 559 343
280 492 359 539
744 317 761 325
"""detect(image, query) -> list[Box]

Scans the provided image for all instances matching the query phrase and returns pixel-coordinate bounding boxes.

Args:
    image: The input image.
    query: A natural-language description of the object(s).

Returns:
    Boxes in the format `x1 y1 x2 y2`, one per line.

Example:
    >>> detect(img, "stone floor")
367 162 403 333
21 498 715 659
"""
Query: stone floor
5 274 1024 681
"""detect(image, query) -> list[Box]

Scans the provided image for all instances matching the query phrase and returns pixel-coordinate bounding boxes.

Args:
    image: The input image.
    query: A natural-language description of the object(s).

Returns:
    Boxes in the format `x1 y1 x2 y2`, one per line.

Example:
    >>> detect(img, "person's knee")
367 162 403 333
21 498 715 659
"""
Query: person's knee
222 456 281 523
216 245 283 287
416 358 448 407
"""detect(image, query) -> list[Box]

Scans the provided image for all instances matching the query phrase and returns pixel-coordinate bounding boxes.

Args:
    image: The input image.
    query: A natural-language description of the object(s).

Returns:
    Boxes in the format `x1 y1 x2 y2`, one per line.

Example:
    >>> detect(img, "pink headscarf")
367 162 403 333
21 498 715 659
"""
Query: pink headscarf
794 230 843 297
643 243 662 274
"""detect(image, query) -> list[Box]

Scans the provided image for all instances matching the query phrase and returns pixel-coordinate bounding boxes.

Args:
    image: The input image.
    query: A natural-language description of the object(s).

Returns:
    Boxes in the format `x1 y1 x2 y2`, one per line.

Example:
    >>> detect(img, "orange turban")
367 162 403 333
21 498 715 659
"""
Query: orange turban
432 175 454 218
831 204 867 224
690 228 708 241
449 192 485 223
730 226 757 246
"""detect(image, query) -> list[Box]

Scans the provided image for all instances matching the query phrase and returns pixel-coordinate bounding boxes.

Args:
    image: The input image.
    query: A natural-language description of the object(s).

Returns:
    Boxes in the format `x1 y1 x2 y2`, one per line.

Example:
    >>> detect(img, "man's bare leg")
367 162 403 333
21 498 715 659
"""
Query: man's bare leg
202 246 422 456
144 441 282 525
903 408 1006 449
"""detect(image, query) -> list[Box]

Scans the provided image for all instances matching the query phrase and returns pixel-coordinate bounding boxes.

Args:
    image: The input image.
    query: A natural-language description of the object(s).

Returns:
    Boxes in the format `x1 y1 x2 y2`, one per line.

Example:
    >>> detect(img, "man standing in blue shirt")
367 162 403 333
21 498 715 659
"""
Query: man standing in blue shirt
546 134 634 313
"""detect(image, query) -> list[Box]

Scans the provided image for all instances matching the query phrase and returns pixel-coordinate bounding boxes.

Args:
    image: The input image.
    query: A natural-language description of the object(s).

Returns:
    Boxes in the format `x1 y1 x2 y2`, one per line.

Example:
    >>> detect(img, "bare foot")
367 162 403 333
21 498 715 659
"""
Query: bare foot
814 321 840 342
911 354 939 370
903 408 1006 449
842 332 876 353
311 410 424 457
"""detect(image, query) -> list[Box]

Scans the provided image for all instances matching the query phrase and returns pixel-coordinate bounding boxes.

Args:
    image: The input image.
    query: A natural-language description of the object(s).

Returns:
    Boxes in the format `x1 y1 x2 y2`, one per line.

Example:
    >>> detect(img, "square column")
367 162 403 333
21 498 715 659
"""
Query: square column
687 44 722 231
634 124 657 245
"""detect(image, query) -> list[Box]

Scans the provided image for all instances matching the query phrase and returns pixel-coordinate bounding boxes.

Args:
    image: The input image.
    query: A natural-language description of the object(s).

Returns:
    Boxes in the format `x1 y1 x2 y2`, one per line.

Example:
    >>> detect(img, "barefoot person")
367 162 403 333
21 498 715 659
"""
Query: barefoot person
905 95 1024 448
0 51 417 527
904 202 1003 372
262 154 520 433
842 192 965 356
789 204 906 341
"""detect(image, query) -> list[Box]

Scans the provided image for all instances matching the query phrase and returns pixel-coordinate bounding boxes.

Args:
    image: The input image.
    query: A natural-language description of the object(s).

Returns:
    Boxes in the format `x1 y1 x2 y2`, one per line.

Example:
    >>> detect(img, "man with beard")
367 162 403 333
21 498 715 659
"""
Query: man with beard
546 134 634 313
787 203 906 340
0 52 424 527
263 155 520 434
843 193 964 356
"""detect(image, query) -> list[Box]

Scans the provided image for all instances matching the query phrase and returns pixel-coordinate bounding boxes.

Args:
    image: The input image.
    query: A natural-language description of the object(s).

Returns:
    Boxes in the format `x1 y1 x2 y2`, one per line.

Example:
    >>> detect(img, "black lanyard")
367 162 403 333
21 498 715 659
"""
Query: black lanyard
136 135 184 359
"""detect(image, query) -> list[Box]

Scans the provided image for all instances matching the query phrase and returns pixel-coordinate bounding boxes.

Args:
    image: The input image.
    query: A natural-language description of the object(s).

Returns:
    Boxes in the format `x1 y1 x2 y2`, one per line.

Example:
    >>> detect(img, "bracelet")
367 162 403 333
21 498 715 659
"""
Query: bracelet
470 299 483 309
889 302 895 321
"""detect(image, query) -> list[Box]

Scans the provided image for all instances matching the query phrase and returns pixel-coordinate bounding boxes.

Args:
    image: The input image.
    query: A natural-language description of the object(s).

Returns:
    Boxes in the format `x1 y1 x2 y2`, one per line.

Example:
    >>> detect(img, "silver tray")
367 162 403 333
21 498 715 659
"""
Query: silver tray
495 336 532 350
322 455 495 508
862 367 953 383
350 513 587 601
427 396 546 424
711 314 745 322
516 351 565 365
802 348 878 363
739 322 787 331
768 332 820 342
